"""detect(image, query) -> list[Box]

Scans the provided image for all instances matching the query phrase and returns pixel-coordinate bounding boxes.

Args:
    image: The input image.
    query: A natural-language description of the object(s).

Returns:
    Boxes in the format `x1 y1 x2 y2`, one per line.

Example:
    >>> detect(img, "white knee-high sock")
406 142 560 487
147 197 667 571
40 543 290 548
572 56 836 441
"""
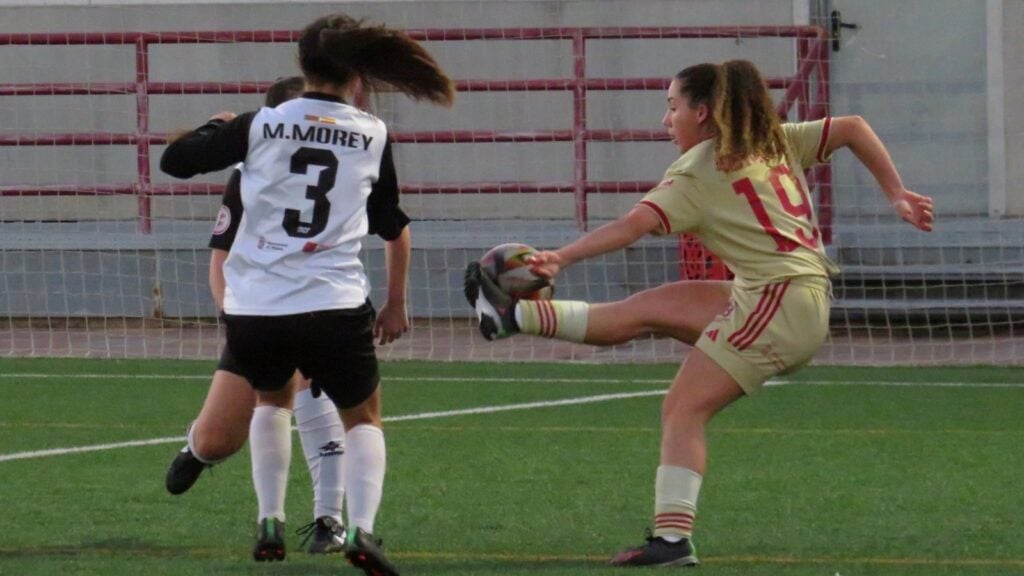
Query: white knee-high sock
294 388 345 523
250 405 292 522
343 424 386 533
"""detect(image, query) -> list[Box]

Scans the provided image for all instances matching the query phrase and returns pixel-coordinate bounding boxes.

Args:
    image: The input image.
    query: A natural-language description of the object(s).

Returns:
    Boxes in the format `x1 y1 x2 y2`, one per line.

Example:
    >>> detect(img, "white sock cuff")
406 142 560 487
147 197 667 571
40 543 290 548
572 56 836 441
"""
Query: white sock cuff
347 423 384 439
254 405 293 420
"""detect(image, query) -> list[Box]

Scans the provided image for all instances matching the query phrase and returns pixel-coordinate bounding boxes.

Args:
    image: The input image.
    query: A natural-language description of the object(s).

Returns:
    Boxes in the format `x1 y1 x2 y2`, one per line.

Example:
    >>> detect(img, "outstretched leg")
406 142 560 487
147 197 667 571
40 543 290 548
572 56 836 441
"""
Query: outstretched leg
465 261 731 346
579 281 731 345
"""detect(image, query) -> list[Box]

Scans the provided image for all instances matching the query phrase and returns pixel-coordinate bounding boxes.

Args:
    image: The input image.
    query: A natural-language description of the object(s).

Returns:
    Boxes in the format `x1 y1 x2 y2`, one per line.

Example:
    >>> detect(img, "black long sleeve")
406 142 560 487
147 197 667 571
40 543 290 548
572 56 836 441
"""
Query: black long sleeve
207 168 243 251
367 140 410 241
160 112 256 179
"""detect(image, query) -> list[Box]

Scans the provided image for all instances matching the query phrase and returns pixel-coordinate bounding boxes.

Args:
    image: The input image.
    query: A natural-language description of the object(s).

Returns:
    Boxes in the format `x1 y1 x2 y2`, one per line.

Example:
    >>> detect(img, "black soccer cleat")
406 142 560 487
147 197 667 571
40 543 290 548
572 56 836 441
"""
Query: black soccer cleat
165 446 209 495
253 518 286 562
463 261 519 341
609 534 699 567
344 527 400 576
297 516 347 555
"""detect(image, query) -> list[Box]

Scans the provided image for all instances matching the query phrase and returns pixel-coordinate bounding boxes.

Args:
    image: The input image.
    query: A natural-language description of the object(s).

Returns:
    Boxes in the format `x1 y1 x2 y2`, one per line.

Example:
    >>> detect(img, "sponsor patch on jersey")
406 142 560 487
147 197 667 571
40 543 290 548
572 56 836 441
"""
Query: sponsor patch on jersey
257 235 288 252
655 178 675 189
304 114 340 125
212 205 231 235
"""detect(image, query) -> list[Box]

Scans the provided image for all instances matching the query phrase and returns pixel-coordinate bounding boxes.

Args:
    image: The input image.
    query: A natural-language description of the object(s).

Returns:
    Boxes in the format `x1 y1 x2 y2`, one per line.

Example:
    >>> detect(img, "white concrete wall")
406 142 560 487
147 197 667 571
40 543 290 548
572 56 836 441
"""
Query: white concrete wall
829 0 989 219
0 0 1016 225
0 0 1019 323
1002 0 1024 216
0 0 798 225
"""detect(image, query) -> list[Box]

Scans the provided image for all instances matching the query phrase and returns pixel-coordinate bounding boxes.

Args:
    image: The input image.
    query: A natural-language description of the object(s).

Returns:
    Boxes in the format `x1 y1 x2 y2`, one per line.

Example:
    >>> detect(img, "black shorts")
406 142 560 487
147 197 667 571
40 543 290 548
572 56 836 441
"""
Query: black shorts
216 344 243 376
222 301 380 409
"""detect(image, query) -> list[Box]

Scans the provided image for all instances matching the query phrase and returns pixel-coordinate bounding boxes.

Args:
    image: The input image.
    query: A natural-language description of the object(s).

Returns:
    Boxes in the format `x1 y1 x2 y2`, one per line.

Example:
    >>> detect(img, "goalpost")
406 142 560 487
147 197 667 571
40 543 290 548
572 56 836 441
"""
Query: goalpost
0 0 1020 365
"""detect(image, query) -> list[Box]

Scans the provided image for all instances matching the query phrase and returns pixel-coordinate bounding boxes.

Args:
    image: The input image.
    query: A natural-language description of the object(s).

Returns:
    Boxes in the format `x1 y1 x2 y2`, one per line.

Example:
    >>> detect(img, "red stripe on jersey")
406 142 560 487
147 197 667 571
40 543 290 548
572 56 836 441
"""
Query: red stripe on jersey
816 116 832 163
734 280 790 350
638 200 671 234
727 283 778 347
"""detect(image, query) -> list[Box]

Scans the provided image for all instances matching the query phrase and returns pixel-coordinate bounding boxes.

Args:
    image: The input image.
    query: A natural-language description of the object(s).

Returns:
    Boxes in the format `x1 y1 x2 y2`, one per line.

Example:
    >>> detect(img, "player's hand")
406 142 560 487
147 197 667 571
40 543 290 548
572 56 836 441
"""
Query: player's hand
891 189 934 232
209 111 237 123
374 301 409 345
526 250 563 279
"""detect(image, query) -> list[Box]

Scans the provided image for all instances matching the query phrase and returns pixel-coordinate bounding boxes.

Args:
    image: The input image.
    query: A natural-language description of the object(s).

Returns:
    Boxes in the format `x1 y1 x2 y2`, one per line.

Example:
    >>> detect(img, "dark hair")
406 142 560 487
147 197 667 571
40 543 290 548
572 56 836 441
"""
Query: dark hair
298 14 455 107
675 60 788 172
265 76 305 107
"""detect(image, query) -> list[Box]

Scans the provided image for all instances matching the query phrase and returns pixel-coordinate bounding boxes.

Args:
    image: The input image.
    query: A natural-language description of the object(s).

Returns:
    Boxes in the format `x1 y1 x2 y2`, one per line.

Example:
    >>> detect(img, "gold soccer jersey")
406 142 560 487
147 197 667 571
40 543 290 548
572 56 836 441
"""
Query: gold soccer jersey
639 118 839 288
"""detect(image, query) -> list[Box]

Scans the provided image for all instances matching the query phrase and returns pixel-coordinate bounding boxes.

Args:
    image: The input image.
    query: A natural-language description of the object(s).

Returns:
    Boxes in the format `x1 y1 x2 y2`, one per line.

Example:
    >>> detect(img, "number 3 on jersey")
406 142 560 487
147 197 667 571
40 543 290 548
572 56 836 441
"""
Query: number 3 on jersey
732 164 821 252
283 147 337 238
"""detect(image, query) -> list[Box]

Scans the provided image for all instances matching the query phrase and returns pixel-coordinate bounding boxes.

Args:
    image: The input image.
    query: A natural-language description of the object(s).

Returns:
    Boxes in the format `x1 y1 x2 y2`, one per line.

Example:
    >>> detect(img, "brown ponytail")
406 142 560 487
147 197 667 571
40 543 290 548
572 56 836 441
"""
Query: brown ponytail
299 14 455 107
711 60 788 171
676 60 789 172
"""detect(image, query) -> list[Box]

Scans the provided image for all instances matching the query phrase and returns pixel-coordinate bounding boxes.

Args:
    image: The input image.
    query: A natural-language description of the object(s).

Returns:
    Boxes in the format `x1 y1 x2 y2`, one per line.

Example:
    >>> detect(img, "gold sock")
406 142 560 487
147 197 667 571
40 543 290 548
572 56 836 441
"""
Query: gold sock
515 300 589 342
653 465 702 540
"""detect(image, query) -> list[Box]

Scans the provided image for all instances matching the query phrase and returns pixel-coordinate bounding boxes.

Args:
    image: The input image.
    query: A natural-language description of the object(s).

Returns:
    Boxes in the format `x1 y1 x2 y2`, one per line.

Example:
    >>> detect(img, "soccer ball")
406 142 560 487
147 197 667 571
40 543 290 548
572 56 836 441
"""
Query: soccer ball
479 243 553 300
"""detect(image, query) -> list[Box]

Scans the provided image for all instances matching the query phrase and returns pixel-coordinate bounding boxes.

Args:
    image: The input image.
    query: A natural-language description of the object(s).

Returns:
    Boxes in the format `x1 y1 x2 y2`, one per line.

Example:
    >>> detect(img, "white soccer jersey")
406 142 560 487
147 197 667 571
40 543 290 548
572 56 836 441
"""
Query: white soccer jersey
224 97 388 315
160 92 407 316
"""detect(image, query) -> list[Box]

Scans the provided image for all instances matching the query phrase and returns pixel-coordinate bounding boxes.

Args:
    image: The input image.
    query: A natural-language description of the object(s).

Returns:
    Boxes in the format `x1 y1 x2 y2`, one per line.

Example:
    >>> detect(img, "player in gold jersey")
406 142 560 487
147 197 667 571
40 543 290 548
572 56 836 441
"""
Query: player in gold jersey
464 60 933 566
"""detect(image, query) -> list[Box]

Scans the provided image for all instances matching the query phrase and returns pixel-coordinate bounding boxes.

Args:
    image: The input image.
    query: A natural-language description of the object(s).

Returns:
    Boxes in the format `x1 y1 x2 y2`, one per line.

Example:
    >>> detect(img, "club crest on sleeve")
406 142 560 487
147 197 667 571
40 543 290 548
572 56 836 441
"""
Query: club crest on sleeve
212 206 231 235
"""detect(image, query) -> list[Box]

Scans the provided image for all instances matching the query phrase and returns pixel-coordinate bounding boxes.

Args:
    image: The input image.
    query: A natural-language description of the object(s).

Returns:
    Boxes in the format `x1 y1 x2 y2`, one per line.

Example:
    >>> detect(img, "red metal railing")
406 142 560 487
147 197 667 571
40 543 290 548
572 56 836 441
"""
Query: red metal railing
0 26 829 236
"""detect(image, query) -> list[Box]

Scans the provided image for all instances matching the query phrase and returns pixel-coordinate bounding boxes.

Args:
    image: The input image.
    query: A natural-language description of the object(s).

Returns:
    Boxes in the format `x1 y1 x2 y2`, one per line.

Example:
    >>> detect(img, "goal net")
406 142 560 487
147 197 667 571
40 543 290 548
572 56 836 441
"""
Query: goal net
1 0 1020 365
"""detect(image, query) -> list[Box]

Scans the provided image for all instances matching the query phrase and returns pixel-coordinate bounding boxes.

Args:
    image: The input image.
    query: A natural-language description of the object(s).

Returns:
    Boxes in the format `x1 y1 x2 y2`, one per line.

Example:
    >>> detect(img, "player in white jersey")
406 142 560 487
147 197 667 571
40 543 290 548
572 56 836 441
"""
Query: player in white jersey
160 14 454 576
465 60 933 566
163 76 354 560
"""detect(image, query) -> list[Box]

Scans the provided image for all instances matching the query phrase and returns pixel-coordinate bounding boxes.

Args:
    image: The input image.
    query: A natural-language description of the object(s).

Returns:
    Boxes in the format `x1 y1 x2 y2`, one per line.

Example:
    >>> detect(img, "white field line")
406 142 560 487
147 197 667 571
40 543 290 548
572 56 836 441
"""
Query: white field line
2 374 1022 464
0 389 666 463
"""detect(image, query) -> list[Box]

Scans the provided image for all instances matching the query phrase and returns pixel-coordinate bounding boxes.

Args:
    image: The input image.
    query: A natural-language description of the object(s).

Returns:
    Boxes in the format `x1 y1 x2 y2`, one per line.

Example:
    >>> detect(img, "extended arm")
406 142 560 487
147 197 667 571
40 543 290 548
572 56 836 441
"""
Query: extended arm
160 111 255 179
826 115 934 231
529 205 662 279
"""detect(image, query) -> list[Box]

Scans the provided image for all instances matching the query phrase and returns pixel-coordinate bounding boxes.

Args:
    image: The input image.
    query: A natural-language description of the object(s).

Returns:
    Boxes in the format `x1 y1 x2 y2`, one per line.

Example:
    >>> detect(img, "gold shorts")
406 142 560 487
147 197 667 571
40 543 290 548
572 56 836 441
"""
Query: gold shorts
695 277 830 394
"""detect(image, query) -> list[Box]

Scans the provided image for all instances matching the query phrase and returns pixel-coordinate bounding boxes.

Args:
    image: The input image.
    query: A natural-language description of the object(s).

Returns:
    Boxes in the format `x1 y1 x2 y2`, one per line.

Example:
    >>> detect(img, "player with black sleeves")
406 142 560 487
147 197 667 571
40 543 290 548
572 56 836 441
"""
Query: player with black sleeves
164 75 357 561
160 14 454 576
